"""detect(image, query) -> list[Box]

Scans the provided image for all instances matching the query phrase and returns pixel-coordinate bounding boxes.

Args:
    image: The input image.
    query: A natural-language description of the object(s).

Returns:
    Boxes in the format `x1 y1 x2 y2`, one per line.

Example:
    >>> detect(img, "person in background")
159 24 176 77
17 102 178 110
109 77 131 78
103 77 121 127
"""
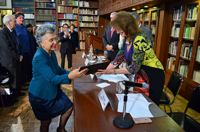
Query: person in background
15 12 30 90
59 24 72 69
25 23 38 81
69 24 79 54
102 12 119 61
0 15 24 99
0 24 3 30
29 24 88 132
130 12 154 49
97 11 165 105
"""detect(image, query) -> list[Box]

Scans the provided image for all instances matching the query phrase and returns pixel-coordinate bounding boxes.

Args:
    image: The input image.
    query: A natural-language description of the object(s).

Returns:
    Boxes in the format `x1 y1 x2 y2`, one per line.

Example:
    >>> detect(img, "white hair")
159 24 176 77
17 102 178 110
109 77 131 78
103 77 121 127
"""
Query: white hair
3 15 14 25
36 23 56 46
110 12 117 18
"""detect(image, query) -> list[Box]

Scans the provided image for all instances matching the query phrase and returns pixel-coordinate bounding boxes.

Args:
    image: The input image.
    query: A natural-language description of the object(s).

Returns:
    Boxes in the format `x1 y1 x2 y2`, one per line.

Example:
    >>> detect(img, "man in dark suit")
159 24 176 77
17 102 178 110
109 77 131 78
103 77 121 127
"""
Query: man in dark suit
0 15 24 97
69 24 79 54
102 12 120 61
130 12 154 49
59 24 73 69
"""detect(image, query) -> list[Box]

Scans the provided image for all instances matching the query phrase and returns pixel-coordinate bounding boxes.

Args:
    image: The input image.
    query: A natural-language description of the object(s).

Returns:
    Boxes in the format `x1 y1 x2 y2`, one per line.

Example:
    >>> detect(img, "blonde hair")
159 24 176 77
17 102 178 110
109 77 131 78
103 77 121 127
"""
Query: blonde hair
110 11 143 42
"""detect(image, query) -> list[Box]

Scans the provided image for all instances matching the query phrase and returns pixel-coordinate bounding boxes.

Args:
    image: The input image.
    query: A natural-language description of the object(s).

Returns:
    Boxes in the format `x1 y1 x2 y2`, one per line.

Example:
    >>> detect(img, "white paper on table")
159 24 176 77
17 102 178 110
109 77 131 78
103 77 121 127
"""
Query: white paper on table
98 89 110 111
116 93 153 118
99 74 129 83
96 82 111 88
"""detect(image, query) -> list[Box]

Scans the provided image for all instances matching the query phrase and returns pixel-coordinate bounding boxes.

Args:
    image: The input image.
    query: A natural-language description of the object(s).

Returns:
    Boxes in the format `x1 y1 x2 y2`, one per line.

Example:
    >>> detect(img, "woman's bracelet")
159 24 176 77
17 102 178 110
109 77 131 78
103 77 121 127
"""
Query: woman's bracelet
114 69 116 75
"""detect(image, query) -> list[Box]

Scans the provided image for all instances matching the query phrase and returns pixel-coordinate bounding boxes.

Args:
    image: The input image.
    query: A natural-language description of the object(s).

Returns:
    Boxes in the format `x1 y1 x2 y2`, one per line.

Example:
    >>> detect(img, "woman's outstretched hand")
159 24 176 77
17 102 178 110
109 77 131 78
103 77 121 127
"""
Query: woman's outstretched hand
68 67 88 79
96 69 114 74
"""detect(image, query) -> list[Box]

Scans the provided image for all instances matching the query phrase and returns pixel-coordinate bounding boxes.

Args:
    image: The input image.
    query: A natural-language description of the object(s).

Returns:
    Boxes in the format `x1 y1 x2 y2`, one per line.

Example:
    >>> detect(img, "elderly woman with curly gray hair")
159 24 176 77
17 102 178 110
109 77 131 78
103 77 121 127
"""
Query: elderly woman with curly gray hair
28 24 88 132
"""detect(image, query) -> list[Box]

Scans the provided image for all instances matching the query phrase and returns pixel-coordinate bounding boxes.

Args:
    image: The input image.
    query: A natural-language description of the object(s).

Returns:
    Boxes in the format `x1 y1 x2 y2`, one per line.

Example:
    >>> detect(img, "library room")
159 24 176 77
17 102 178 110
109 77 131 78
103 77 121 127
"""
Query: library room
0 0 200 132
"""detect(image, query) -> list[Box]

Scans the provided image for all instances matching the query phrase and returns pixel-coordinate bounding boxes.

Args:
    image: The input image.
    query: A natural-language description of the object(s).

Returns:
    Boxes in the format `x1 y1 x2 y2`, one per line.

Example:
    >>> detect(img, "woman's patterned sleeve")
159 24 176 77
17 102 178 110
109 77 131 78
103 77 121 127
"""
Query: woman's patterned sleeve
126 35 147 74
111 43 125 67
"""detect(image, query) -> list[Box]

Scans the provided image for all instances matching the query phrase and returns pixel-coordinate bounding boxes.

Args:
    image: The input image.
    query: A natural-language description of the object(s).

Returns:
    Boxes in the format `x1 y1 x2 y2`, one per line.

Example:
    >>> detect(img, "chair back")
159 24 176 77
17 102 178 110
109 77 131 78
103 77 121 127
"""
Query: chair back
167 71 183 97
185 86 200 113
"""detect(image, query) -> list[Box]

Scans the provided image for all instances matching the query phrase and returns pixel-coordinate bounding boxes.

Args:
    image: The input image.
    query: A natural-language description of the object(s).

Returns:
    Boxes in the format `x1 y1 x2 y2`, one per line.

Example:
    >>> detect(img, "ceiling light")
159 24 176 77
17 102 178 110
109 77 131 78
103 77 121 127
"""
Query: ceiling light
132 8 136 11
153 7 157 9
144 6 148 8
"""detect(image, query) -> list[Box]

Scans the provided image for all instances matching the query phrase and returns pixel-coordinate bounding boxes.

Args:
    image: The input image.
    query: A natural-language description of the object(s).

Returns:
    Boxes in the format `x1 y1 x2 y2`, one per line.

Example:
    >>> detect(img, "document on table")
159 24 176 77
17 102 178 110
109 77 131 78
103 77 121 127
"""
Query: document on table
96 82 111 88
116 93 154 118
98 74 129 83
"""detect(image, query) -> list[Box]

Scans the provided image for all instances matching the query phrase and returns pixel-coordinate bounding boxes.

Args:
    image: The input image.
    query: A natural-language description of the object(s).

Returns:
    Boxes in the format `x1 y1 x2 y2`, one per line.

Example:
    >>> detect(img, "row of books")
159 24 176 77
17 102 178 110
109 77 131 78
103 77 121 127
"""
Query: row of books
36 10 56 15
79 16 99 21
183 26 196 39
0 10 12 15
59 0 78 6
144 12 149 21
171 22 180 37
193 70 200 83
35 2 56 8
79 22 98 27
36 21 56 26
79 31 86 40
79 9 98 15
35 0 55 2
79 1 90 7
12 2 34 7
59 20 78 27
57 6 78 13
13 0 33 2
151 12 157 21
80 41 85 49
151 24 156 34
24 19 34 25
180 43 192 59
169 41 178 55
196 46 200 62
167 57 176 70
173 6 182 20
24 14 34 19
139 13 143 21
36 15 56 21
178 60 189 77
58 14 78 19
13 8 34 13
186 4 198 20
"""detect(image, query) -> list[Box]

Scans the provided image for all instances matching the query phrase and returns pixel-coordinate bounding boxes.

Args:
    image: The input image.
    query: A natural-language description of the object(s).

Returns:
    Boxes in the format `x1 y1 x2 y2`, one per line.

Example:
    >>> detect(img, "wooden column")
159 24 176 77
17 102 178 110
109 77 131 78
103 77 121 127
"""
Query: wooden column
155 2 171 68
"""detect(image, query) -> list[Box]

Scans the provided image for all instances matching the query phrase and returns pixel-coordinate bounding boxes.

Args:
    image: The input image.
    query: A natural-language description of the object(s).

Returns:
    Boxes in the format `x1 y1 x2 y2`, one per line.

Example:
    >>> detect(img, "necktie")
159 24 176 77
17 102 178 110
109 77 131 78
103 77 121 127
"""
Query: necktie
111 28 114 38
11 32 20 53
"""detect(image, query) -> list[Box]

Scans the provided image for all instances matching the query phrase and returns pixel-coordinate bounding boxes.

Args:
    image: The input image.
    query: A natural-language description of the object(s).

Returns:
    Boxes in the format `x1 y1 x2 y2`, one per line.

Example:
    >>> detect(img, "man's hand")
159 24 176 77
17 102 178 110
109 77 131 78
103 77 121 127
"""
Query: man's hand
75 47 78 51
19 55 23 62
106 45 113 51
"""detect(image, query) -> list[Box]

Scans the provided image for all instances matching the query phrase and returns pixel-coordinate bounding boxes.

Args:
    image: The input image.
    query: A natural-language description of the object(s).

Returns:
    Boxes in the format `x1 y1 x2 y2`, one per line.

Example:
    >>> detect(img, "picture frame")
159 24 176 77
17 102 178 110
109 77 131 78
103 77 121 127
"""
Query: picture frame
0 0 6 6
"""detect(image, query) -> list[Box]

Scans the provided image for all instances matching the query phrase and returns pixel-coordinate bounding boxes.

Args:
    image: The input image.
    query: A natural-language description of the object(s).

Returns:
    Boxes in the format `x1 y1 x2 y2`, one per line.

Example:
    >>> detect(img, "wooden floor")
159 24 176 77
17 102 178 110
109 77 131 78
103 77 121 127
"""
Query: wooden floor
0 50 199 132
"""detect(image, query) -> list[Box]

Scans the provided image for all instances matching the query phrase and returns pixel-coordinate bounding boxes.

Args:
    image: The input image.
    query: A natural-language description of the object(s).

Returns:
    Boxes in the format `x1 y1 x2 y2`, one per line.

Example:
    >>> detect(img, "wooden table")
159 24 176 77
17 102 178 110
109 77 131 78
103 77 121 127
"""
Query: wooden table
72 54 184 132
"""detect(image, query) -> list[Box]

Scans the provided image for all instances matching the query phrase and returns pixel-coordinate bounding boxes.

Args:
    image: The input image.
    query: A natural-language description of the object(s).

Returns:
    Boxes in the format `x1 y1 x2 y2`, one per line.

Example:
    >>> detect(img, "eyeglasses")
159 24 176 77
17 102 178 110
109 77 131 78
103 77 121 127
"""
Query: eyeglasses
48 38 59 43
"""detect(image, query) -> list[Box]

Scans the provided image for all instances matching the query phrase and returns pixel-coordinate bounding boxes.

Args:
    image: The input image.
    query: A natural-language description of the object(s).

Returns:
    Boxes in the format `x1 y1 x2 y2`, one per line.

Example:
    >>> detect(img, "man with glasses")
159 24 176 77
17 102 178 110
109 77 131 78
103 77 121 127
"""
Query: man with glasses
0 15 23 102
59 24 72 69
102 12 119 61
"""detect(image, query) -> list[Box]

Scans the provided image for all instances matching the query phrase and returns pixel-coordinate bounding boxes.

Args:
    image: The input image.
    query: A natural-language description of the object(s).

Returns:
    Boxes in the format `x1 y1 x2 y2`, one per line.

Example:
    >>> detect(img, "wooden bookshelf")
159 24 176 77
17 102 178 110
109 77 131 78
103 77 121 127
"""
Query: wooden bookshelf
162 0 200 100
137 7 160 53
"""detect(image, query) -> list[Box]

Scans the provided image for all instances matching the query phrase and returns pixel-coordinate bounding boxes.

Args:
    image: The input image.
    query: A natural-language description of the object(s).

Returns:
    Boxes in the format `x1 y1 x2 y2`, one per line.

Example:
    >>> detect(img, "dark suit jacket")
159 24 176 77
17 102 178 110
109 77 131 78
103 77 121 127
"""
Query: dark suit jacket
140 25 154 49
59 32 73 54
102 25 119 61
0 26 23 68
70 31 79 54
